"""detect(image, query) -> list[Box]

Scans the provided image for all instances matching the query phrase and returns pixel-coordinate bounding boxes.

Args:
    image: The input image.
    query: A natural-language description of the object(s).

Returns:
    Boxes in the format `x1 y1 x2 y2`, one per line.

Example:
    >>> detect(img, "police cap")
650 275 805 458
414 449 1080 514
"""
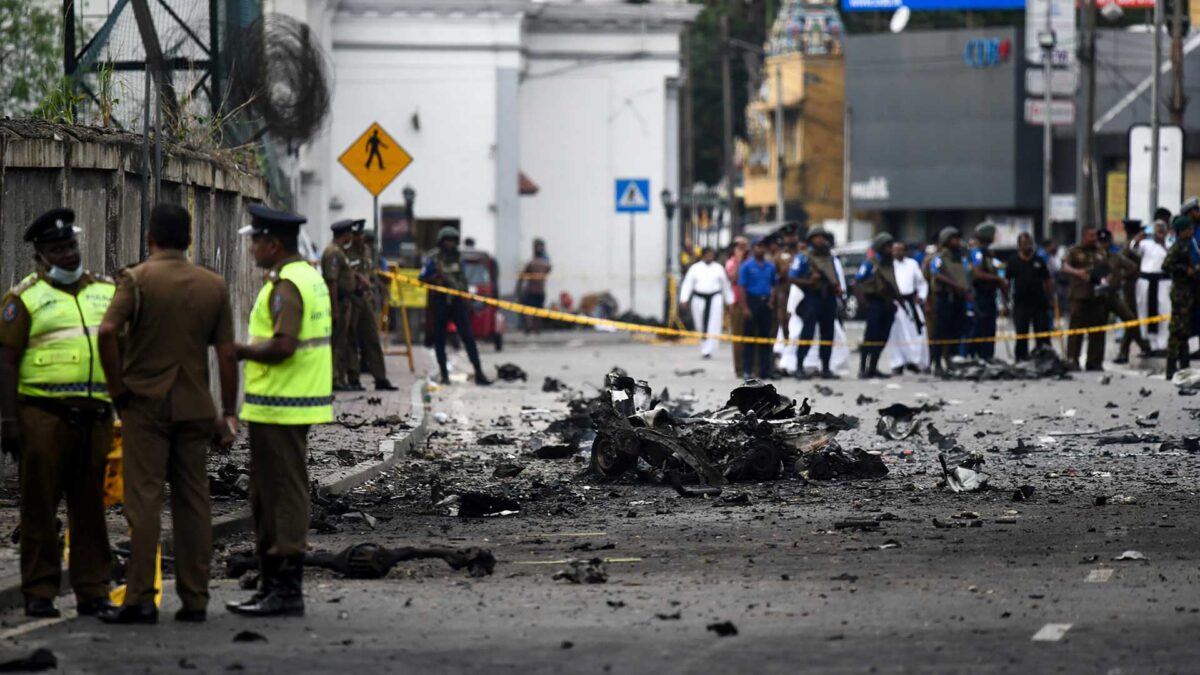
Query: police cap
24 207 80 244
1180 197 1199 214
330 219 357 235
239 203 306 236
351 219 367 233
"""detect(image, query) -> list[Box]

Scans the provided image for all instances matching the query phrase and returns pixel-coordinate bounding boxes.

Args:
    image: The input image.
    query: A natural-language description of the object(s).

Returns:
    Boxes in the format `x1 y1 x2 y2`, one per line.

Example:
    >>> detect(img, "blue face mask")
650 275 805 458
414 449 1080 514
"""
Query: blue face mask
46 264 83 285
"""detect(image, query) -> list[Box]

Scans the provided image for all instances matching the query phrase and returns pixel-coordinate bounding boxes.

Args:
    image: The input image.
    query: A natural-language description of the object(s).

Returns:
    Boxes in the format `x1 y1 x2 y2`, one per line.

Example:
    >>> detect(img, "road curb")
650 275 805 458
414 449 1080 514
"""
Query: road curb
0 379 432 613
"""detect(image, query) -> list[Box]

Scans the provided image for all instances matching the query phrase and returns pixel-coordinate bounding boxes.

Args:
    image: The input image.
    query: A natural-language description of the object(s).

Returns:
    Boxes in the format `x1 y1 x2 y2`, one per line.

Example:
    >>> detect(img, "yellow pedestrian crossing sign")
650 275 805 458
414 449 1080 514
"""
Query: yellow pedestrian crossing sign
338 122 413 197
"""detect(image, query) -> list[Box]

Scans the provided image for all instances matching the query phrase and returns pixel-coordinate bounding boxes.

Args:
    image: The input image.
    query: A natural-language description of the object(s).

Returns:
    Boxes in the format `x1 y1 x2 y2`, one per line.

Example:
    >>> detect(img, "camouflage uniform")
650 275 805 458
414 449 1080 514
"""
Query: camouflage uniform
1162 238 1195 370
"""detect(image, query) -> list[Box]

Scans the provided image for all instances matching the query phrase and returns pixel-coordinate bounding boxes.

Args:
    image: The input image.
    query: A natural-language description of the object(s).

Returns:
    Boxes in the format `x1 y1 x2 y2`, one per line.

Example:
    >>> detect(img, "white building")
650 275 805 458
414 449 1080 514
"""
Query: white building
274 0 698 318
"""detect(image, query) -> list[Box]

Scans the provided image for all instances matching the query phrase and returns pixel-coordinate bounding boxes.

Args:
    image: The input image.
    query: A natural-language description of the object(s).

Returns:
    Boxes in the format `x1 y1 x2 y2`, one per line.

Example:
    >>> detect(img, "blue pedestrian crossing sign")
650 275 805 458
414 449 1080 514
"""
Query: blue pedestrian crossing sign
615 178 651 214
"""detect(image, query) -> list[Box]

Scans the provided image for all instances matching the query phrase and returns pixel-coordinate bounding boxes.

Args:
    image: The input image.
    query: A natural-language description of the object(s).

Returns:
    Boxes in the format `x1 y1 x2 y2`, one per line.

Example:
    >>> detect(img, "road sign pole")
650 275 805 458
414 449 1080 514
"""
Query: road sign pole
629 213 636 315
373 195 379 240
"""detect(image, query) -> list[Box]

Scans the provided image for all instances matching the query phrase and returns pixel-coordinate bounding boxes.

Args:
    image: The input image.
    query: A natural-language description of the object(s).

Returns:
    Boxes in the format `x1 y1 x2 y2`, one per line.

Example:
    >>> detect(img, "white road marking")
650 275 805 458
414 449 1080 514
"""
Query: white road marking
1032 623 1073 641
0 615 69 640
1085 568 1114 583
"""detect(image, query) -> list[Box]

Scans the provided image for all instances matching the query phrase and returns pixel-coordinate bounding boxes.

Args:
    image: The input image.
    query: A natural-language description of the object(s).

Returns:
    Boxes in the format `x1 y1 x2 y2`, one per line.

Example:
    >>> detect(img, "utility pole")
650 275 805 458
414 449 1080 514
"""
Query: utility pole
1151 0 1163 220
1074 0 1096 237
1169 0 1188 124
720 14 740 232
774 63 785 223
843 106 852 233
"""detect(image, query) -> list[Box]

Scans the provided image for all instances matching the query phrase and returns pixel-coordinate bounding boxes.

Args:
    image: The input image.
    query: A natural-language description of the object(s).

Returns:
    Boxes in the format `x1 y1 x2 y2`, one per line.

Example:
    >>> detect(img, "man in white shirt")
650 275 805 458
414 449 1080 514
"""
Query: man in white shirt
1131 220 1172 353
680 247 735 359
888 241 930 373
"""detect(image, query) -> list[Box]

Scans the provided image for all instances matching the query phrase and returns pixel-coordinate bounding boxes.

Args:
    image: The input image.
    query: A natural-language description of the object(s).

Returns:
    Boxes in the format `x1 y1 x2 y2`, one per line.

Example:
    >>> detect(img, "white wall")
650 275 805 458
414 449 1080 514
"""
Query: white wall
312 9 523 251
519 30 683 318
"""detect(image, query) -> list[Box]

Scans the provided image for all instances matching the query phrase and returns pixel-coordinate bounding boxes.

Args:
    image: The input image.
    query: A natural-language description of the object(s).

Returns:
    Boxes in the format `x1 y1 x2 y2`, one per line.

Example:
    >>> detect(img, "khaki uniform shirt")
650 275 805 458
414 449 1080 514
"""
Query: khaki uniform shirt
265 256 304 340
321 243 356 298
102 249 234 420
1066 245 1107 301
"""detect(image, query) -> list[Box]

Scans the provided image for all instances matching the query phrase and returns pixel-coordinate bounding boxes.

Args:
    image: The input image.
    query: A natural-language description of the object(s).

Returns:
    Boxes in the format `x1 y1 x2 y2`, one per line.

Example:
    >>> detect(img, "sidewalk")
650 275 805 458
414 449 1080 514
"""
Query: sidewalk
0 350 432 612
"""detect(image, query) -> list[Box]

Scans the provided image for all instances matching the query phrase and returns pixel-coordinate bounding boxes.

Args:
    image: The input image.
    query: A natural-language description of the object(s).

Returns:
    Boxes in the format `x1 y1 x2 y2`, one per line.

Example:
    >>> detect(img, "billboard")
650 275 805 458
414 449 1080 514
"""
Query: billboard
842 0 1023 11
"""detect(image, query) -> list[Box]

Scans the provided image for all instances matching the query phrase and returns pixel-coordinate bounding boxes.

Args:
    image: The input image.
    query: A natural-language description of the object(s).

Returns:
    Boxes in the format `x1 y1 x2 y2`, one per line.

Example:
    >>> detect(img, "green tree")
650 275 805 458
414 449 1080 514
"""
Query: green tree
688 0 769 186
0 0 62 116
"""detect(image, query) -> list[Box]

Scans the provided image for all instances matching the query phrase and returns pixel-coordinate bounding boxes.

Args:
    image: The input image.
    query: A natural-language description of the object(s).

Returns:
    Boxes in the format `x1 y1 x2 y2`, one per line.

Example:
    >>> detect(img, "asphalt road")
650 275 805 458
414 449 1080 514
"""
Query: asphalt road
1 335 1198 674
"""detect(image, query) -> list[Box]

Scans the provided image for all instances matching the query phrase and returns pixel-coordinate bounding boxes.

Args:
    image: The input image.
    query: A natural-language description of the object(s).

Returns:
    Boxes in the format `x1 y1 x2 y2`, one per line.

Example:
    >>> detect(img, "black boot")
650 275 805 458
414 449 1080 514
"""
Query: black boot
933 358 946 378
375 378 399 391
98 601 157 625
474 367 493 386
24 597 59 618
1166 357 1177 381
858 352 869 379
868 353 890 379
228 556 304 618
438 368 450 385
226 555 276 613
819 359 839 380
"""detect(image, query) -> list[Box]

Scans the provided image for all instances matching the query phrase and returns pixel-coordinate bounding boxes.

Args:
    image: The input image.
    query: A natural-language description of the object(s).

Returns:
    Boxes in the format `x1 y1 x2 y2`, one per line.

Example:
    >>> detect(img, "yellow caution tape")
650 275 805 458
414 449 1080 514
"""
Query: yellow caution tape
382 271 1171 348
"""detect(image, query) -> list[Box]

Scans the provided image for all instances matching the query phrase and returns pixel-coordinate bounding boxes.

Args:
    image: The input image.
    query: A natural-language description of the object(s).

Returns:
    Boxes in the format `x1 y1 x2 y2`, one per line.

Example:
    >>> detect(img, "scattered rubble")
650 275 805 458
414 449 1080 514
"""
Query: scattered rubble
706 621 739 637
553 558 608 584
226 543 495 580
938 453 989 493
0 649 56 673
495 363 529 382
942 347 1070 381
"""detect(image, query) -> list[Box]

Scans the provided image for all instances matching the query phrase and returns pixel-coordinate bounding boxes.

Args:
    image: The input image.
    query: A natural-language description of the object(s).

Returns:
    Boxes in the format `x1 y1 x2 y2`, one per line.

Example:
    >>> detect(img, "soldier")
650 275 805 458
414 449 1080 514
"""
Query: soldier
227 204 333 617
968 223 1008 360
96 204 239 625
855 233 900 379
419 227 493 386
1115 219 1148 363
1062 225 1111 371
322 220 358 391
1095 227 1149 363
1163 216 1196 379
346 221 396 391
788 227 844 379
0 208 115 618
1185 198 1200 355
929 227 972 376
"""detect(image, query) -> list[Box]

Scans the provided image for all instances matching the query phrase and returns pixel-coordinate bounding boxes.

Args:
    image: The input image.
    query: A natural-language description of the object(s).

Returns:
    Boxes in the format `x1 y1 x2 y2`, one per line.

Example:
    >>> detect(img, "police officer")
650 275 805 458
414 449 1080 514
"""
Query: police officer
345 221 396 391
968 223 1008 360
1185 198 1200 354
95 204 239 625
322 220 358 391
1062 225 1111 371
789 227 843 379
929 227 972 376
855 233 900 379
227 204 334 617
0 208 115 618
420 227 493 386
1164 216 1196 379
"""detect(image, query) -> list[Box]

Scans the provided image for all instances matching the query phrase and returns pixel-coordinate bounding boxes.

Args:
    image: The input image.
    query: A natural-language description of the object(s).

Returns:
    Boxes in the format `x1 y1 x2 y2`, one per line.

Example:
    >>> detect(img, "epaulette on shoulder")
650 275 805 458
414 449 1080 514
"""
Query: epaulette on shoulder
9 273 40 297
90 271 116 285
267 269 282 284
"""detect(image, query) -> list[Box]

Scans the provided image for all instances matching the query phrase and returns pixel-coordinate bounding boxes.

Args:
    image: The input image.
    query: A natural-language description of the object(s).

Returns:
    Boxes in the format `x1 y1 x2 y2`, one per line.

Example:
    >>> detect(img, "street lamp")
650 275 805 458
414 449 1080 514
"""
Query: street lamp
1038 28 1055 240
661 188 677 324
402 184 416 221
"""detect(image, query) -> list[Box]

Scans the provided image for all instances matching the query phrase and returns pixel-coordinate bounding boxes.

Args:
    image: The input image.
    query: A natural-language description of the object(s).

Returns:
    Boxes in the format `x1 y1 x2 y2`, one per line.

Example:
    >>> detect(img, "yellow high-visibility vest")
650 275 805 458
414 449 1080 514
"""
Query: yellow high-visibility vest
15 274 114 402
240 261 333 425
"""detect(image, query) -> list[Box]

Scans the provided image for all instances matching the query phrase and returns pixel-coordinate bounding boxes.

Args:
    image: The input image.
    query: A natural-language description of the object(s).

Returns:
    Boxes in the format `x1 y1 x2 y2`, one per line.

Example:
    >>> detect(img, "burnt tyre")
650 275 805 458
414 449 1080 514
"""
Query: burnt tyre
590 433 635 477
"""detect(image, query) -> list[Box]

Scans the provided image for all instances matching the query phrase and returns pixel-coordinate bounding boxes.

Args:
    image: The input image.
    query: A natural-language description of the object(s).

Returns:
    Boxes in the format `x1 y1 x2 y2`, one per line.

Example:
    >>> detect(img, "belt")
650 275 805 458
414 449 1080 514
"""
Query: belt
1138 272 1166 281
21 397 111 426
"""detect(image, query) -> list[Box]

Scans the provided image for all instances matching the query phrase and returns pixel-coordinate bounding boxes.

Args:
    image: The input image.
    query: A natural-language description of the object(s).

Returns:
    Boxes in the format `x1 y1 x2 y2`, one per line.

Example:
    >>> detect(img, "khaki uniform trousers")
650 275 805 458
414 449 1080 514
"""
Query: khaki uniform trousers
248 423 310 557
348 293 386 382
18 403 112 602
119 396 212 610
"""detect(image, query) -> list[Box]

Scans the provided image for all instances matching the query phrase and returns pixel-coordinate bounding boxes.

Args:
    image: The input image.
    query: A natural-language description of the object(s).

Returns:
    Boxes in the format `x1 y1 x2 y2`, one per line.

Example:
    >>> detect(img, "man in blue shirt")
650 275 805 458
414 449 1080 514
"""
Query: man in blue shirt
1183 198 1200 349
738 238 777 380
968 222 1008 360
